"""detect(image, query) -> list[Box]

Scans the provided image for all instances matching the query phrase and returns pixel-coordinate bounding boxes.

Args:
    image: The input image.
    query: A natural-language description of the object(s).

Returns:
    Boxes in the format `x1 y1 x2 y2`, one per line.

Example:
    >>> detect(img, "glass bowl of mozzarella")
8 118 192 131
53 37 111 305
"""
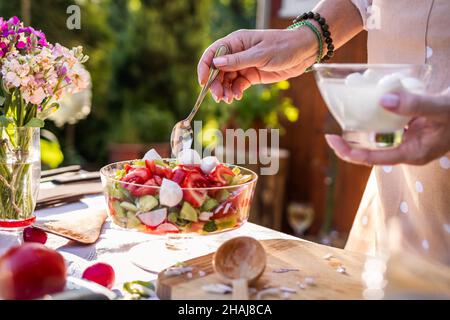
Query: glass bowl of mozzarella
313 64 431 149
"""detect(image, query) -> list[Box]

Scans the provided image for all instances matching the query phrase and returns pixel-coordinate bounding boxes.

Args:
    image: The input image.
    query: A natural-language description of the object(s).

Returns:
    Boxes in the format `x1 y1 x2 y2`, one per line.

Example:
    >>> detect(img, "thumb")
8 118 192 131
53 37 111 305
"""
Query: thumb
380 91 450 117
213 47 262 72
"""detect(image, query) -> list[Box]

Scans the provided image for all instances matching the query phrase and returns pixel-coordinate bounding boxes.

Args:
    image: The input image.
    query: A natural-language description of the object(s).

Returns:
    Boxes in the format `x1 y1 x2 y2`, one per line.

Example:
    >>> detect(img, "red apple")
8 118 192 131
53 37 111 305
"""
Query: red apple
0 243 66 300
82 262 115 289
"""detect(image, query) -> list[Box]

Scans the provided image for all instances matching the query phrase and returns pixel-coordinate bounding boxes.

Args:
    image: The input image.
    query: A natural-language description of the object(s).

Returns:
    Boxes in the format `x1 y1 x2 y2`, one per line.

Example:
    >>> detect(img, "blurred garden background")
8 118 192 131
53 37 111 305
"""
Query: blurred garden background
0 0 372 245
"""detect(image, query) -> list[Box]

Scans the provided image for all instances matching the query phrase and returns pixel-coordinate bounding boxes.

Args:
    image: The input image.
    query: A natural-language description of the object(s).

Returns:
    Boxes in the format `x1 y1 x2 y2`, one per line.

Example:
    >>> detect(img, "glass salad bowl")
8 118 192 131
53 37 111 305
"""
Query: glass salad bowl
100 159 258 236
313 64 431 149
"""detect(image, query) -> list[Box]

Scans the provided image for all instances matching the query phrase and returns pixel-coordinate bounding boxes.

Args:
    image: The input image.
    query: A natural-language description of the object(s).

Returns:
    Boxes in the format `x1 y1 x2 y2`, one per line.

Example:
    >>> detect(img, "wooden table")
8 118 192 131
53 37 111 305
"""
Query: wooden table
157 238 365 300
36 195 366 300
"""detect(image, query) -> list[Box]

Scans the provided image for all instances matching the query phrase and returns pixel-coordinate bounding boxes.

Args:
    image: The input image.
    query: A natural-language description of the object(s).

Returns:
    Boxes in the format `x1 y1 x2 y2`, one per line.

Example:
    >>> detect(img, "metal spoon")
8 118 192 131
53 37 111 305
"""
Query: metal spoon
213 236 266 300
170 44 230 157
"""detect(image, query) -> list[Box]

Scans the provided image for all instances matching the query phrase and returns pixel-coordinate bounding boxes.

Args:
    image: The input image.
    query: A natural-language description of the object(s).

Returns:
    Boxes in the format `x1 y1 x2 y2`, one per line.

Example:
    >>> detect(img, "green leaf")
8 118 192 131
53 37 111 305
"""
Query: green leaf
203 220 218 233
123 280 155 298
24 118 45 128
0 96 5 106
0 116 12 127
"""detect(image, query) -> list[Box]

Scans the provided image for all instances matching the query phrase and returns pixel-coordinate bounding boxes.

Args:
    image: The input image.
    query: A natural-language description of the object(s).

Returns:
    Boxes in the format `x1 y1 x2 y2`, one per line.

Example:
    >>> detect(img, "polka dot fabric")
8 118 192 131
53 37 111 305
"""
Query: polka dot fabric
346 154 450 265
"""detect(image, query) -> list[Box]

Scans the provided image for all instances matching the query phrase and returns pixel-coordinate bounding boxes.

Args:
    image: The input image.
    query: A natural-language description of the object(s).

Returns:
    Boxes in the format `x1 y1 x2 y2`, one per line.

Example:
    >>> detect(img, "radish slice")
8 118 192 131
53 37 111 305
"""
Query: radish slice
199 211 213 221
143 148 162 161
159 178 183 207
156 223 179 233
177 149 201 165
137 208 167 227
200 156 219 175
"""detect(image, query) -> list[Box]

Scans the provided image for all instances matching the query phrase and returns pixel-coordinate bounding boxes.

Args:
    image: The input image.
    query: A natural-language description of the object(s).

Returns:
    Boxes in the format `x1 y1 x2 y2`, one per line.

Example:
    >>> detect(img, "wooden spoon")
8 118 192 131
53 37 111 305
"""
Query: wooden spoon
213 236 266 300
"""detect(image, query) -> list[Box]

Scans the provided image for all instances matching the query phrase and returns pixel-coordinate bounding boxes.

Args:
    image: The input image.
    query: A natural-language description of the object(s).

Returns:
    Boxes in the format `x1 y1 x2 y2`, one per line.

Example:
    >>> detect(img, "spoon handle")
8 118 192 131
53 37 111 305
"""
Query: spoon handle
232 279 249 300
186 45 230 123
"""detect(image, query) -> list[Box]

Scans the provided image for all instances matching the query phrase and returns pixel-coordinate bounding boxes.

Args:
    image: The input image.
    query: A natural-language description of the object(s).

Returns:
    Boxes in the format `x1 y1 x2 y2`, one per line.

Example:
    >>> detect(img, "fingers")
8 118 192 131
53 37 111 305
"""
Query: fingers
213 46 264 72
231 77 252 100
209 72 225 102
324 134 420 166
210 79 223 102
198 29 257 85
380 91 450 117
198 42 223 85
221 72 237 103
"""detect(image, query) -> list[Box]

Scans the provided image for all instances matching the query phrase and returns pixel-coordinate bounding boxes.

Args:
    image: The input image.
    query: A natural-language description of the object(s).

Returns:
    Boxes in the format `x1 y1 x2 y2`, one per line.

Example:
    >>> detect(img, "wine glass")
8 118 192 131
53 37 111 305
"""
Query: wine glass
100 160 258 272
287 202 314 237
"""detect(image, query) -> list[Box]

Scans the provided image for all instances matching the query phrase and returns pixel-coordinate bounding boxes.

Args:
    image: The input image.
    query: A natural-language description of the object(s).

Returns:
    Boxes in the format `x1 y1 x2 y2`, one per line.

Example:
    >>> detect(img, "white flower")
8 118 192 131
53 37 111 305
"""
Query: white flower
5 71 21 87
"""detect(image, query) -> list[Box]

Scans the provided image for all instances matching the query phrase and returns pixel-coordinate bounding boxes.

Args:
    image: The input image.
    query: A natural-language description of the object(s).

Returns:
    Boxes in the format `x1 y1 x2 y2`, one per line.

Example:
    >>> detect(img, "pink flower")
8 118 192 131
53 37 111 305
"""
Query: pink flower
16 41 26 49
38 38 48 47
8 16 20 25
29 87 46 105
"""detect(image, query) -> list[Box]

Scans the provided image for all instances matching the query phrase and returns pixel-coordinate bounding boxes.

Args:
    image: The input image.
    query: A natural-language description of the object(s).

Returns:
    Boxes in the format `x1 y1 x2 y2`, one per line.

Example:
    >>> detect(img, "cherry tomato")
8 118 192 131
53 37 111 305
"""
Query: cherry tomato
82 262 115 289
208 164 235 186
177 164 202 173
23 227 47 245
130 178 158 197
172 168 187 185
182 171 209 207
154 165 173 179
153 175 162 186
124 163 132 174
145 160 156 174
121 167 149 184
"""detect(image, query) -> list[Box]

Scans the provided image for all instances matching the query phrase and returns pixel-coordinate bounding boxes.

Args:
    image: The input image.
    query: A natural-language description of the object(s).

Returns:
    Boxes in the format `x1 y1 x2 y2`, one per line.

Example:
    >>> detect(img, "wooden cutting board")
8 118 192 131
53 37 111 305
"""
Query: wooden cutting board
157 239 366 300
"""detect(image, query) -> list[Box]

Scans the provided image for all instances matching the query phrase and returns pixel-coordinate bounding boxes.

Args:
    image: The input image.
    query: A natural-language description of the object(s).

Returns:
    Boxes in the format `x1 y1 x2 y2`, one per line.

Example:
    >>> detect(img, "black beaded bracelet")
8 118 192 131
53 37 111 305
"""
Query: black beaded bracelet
293 11 334 61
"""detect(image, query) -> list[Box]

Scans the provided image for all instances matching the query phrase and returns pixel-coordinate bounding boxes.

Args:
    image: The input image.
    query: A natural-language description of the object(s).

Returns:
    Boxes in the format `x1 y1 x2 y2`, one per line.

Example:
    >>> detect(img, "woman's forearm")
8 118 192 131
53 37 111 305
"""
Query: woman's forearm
312 0 365 51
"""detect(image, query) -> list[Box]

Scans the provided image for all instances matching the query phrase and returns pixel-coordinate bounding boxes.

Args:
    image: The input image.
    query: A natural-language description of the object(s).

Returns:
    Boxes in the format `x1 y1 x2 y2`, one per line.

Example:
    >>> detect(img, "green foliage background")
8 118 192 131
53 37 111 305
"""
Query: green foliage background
0 0 258 166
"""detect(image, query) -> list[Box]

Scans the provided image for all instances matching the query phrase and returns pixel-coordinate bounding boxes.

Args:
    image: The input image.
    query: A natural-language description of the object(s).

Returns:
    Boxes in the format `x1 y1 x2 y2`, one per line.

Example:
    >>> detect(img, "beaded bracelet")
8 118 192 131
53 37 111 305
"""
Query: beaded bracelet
287 20 323 72
293 11 335 61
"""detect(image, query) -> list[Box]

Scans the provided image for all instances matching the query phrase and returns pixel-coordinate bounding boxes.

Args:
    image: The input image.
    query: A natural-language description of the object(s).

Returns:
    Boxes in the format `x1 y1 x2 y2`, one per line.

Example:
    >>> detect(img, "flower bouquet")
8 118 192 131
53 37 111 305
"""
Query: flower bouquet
0 16 89 229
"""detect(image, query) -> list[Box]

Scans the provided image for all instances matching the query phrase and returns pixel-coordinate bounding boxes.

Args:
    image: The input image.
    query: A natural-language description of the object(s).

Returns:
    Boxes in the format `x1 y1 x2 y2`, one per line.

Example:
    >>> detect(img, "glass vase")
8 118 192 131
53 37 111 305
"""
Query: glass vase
0 127 41 251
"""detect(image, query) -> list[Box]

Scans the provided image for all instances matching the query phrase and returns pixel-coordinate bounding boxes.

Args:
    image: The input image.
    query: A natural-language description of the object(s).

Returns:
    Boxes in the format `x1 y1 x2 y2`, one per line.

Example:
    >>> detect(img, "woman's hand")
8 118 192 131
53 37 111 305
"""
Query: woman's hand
325 90 450 166
197 28 318 103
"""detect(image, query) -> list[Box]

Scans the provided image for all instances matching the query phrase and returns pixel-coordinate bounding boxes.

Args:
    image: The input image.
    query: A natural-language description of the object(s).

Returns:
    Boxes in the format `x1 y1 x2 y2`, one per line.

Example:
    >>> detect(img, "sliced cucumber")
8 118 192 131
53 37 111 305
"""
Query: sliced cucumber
175 219 190 227
118 187 133 202
114 169 126 180
201 198 219 212
107 183 122 199
133 160 145 167
120 201 138 212
167 211 179 224
137 195 158 212
154 159 169 167
215 189 230 202
216 216 238 230
180 202 198 222
127 211 142 228
231 167 241 175
231 174 253 185
112 201 126 217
